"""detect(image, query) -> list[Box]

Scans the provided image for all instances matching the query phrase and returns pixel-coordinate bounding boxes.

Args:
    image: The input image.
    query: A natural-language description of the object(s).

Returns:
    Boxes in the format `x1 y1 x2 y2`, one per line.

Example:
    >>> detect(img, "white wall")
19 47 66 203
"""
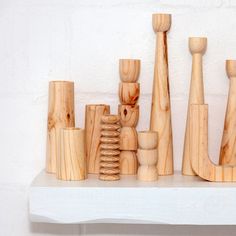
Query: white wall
1 0 236 235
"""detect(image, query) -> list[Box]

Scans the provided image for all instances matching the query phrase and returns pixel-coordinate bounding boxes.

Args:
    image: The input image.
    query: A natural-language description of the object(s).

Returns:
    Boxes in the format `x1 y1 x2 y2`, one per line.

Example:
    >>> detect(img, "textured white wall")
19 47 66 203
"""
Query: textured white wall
1 0 236 235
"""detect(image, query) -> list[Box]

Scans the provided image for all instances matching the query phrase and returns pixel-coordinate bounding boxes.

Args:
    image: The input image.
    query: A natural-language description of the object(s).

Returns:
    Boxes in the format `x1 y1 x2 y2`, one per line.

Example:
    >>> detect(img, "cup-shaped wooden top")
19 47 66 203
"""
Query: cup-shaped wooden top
152 14 171 33
119 59 141 83
189 37 207 55
226 60 236 79
138 131 158 150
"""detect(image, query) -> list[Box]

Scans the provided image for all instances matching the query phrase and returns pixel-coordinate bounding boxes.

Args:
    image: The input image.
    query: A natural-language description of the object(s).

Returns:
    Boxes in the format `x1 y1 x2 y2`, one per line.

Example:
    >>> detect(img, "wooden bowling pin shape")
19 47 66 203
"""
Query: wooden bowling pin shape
220 60 236 165
182 37 207 176
150 13 173 175
190 104 236 182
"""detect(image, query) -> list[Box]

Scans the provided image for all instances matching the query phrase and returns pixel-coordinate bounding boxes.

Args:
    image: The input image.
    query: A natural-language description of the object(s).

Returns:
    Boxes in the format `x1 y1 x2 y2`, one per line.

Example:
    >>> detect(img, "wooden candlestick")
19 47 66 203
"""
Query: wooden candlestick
119 59 141 83
99 115 120 181
119 82 140 105
46 81 75 174
85 104 110 174
120 127 138 150
57 128 87 181
118 105 139 127
120 151 138 175
150 13 173 176
220 60 236 165
182 37 207 176
190 104 236 182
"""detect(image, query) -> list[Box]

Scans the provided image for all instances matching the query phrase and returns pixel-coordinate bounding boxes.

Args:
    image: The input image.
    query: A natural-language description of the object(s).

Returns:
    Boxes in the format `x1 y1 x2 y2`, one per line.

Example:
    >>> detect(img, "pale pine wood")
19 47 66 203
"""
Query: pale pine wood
119 59 141 83
182 37 207 176
220 60 236 165
189 104 236 182
138 131 158 150
85 104 110 174
57 128 87 181
119 82 140 105
120 127 138 150
46 81 75 174
119 151 138 175
99 115 121 181
150 13 173 175
118 105 139 127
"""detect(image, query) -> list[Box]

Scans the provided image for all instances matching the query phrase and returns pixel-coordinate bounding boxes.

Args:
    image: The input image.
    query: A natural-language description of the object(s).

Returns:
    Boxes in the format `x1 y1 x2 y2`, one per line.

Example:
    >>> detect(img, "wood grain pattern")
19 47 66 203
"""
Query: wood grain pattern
120 151 138 175
138 131 158 150
182 37 207 176
190 104 236 182
119 59 141 83
220 60 236 165
120 127 138 150
46 81 75 174
85 104 110 174
118 105 139 127
150 13 173 176
119 82 140 105
57 128 86 181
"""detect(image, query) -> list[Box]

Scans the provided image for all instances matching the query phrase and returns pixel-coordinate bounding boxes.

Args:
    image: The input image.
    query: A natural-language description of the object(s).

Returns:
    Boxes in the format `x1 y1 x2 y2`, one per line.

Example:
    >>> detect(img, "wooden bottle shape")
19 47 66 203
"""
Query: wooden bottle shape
46 81 75 174
57 128 87 181
85 104 110 174
150 14 173 175
99 115 120 181
182 37 207 176
220 60 236 165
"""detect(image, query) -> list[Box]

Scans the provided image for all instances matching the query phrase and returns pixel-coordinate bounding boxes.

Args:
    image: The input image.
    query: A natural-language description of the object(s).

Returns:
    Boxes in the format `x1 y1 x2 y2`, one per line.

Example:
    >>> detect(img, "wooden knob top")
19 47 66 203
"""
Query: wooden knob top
152 14 171 33
119 59 141 82
226 60 236 78
101 115 120 124
189 37 207 55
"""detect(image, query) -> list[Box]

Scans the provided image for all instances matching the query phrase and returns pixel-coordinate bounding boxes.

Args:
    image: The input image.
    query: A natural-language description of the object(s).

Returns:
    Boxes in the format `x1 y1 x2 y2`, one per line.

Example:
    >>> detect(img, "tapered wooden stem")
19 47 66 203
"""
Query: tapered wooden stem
46 81 75 174
57 128 87 181
150 14 173 175
190 104 236 182
220 60 236 165
182 37 207 176
85 104 110 174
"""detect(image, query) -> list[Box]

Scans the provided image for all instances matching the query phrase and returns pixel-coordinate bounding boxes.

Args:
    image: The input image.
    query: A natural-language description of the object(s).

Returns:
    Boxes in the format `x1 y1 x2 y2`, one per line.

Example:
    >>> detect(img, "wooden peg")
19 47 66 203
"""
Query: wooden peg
220 60 236 165
182 37 207 176
118 105 139 127
150 13 173 176
119 59 141 83
138 131 158 150
85 104 110 174
46 81 75 174
119 82 140 105
120 127 138 150
57 128 87 181
120 151 138 175
190 104 236 182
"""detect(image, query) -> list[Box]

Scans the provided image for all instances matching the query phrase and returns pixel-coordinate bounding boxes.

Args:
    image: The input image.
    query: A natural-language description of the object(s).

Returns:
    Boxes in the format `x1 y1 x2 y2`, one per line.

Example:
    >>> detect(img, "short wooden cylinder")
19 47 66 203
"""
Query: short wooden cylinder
57 128 87 181
138 131 158 149
120 127 138 150
119 59 141 83
119 82 140 105
46 81 75 174
118 105 139 127
137 149 158 165
120 151 138 175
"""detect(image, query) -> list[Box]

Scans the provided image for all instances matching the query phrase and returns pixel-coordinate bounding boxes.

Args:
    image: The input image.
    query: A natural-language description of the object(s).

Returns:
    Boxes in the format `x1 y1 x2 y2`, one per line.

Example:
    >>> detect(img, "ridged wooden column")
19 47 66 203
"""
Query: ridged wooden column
150 14 173 175
46 81 75 174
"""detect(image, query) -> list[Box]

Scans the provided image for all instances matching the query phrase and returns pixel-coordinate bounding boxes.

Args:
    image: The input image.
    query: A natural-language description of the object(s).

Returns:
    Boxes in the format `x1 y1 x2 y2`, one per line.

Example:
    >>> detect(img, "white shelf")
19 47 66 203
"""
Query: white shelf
29 171 236 225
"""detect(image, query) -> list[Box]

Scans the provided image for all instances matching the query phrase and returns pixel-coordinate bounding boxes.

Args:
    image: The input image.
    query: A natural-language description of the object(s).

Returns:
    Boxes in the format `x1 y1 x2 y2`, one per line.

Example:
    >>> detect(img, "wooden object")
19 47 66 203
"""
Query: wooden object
119 59 141 83
190 104 236 182
150 13 173 176
46 81 75 174
120 127 138 150
119 82 140 105
220 60 236 165
99 115 121 181
57 128 86 181
182 37 207 176
120 151 138 175
138 131 158 149
85 104 110 174
118 105 139 127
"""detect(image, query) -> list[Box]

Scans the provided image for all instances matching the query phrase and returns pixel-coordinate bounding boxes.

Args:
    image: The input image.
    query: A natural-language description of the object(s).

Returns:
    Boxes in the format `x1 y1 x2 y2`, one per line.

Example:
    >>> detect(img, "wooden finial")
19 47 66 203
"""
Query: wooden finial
152 14 171 33
226 60 236 78
189 37 207 55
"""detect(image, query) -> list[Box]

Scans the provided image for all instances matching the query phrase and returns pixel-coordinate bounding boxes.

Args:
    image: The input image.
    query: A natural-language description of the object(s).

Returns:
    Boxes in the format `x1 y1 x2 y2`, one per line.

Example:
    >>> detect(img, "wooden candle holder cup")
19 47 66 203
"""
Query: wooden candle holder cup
189 37 207 55
118 105 139 127
152 13 171 33
119 82 140 105
138 131 158 150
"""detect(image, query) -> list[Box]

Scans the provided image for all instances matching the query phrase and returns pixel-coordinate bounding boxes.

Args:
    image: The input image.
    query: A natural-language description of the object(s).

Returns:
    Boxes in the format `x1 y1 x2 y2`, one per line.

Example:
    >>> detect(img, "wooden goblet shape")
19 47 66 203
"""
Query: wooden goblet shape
138 131 158 150
119 82 140 105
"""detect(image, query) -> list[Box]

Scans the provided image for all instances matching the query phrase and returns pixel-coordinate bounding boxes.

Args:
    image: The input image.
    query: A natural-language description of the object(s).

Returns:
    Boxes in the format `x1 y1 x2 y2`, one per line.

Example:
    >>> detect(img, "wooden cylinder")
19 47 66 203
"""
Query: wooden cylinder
120 151 138 175
46 81 75 174
220 60 236 165
119 82 140 105
118 105 139 127
85 104 110 174
150 14 173 176
120 127 138 150
57 128 86 181
182 37 207 176
119 59 141 83
138 131 158 150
